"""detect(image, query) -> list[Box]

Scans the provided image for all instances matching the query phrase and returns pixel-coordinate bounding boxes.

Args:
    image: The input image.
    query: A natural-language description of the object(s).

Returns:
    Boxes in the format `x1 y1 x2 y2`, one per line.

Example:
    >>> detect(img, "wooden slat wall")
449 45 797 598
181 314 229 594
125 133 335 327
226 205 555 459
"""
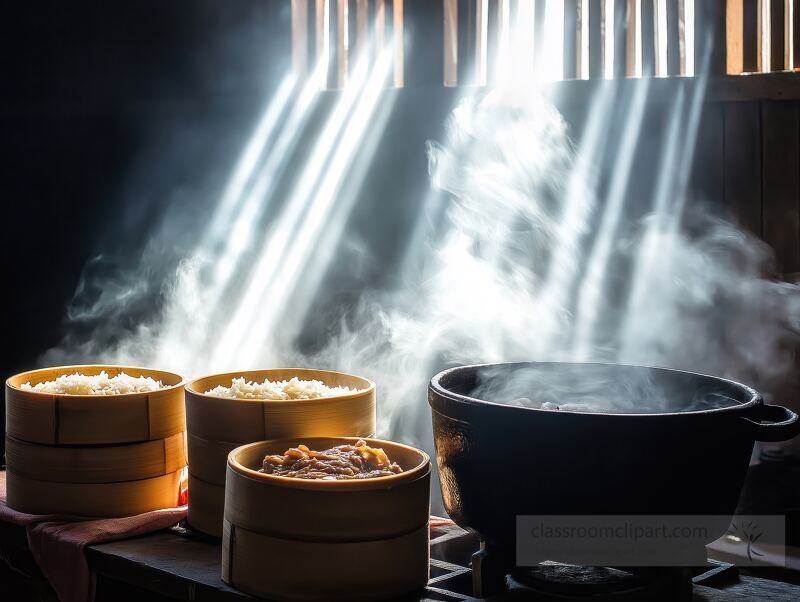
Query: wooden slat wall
701 99 800 280
723 102 763 236
762 101 800 274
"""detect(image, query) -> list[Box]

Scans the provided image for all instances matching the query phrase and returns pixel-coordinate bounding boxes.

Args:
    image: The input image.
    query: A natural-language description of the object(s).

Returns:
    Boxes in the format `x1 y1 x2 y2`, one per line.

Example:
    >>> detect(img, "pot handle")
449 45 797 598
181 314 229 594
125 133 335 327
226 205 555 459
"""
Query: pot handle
742 403 800 442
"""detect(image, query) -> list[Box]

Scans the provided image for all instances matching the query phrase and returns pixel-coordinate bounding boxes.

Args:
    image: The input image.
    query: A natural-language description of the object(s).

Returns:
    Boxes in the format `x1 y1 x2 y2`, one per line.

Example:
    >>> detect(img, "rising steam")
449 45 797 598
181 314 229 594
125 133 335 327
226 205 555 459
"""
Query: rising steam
43 81 800 445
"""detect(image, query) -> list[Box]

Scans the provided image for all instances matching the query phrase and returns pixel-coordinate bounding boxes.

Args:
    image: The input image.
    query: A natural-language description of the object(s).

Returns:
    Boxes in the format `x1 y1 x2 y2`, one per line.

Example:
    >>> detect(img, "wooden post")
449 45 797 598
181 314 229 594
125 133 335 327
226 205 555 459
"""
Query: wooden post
394 0 405 87
444 0 458 86
758 0 770 72
336 0 348 88
355 0 368 61
626 0 641 76
375 0 386 57
727 0 744 74
476 0 489 85
291 0 309 78
577 0 590 79
785 0 795 70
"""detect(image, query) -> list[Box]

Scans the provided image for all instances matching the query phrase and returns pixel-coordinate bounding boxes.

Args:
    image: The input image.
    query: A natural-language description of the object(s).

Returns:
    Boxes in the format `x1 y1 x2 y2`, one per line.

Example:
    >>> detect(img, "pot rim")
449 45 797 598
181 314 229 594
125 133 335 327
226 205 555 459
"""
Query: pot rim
429 361 761 418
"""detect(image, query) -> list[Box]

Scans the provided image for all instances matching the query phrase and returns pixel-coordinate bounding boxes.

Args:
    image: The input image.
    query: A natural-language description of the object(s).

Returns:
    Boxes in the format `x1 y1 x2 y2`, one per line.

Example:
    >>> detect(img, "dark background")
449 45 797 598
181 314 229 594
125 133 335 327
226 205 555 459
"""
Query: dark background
1 1 294 380
0 0 466 385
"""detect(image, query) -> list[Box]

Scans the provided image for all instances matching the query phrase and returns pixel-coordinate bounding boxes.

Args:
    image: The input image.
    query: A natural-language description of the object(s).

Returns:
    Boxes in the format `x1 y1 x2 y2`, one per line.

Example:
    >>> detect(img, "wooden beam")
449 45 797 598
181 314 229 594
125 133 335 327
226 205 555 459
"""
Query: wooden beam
543 72 800 105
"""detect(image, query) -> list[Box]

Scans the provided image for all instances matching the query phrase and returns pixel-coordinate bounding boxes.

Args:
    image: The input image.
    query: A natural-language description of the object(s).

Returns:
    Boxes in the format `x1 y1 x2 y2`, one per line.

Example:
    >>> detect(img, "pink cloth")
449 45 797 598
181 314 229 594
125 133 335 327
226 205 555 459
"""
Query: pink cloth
0 471 187 602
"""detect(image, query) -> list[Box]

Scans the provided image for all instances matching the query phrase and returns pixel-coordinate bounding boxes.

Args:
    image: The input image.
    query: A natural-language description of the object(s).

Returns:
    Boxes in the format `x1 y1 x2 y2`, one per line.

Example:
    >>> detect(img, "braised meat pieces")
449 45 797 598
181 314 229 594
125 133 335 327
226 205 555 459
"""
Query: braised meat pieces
260 440 403 480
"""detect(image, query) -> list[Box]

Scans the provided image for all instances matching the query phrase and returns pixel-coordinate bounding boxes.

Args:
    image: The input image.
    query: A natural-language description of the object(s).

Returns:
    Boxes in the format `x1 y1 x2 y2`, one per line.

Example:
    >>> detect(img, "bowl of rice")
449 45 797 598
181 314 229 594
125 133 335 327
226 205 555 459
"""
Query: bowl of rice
6 365 186 445
184 368 376 537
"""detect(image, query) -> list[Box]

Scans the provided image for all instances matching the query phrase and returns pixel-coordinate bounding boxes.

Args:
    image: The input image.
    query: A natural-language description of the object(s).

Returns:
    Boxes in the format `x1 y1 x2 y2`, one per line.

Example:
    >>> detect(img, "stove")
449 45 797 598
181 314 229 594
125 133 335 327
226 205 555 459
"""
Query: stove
426 522 740 601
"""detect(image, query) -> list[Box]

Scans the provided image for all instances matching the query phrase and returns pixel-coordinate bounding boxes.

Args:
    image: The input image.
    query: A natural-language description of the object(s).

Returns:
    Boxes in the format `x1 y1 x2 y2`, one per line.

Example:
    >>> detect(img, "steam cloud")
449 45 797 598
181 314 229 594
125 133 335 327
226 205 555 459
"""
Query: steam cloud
43 84 800 449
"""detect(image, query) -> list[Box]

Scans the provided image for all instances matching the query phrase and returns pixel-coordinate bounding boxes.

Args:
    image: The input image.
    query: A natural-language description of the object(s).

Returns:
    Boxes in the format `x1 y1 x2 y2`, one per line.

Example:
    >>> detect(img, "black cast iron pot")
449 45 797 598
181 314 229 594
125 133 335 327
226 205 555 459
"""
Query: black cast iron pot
429 362 800 561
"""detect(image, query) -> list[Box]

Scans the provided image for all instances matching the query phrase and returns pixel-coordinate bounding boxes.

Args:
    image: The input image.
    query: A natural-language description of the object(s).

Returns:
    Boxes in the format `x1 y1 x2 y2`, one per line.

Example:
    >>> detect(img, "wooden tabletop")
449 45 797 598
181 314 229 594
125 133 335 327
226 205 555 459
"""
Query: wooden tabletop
3 510 800 601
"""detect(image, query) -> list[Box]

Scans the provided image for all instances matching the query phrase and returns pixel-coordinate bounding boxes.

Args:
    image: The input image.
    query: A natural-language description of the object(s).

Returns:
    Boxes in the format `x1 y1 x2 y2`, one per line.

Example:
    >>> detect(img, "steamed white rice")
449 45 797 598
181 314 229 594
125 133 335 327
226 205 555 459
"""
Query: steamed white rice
20 370 165 395
205 376 359 400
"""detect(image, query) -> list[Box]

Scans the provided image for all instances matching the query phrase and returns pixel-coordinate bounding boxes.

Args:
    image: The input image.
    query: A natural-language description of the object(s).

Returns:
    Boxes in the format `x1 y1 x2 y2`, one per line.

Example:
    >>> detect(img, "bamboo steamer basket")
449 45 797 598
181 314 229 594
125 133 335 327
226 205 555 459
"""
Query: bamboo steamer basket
186 473 225 537
6 468 184 517
5 365 186 445
4 432 187 483
222 437 431 600
185 369 376 537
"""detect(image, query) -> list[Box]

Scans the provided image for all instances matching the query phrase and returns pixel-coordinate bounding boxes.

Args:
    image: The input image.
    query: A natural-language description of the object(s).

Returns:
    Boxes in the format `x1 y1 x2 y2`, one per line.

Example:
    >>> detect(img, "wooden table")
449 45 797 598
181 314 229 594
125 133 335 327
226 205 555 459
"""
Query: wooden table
3 514 800 600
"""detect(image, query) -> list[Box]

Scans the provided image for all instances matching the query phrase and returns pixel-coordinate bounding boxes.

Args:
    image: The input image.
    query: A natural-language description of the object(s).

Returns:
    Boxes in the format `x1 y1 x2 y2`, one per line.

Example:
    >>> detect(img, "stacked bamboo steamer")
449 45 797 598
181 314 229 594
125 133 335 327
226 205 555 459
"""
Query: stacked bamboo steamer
223 437 432 600
185 368 375 537
5 365 187 517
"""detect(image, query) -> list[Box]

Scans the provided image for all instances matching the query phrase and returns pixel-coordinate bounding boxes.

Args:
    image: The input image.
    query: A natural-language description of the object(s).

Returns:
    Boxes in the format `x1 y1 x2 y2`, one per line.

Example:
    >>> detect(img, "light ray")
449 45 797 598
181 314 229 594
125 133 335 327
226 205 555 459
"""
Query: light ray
256 58 398 348
617 44 710 361
205 75 296 248
533 81 617 355
572 78 651 359
153 67 324 371
211 52 377 369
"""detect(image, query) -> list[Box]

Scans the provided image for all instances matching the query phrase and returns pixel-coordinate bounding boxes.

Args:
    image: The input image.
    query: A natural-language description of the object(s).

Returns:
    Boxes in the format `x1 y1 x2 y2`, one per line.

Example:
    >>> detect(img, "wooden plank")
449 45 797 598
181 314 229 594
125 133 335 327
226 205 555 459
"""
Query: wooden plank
783 0 794 70
577 0 589 78
653 0 668 76
723 102 763 235
545 72 800 105
626 0 639 76
315 0 329 86
443 0 458 86
727 0 745 74
761 101 800 274
291 0 310 78
689 103 725 206
475 0 488 85
759 0 771 72
336 0 348 88
393 0 404 87
375 0 386 58
744 0 760 72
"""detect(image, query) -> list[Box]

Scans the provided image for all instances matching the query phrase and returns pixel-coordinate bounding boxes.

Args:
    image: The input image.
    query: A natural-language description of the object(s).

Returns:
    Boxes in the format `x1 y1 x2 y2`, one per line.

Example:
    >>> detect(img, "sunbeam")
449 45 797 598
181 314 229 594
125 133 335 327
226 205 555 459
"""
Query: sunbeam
211 50 388 369
572 77 651 359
